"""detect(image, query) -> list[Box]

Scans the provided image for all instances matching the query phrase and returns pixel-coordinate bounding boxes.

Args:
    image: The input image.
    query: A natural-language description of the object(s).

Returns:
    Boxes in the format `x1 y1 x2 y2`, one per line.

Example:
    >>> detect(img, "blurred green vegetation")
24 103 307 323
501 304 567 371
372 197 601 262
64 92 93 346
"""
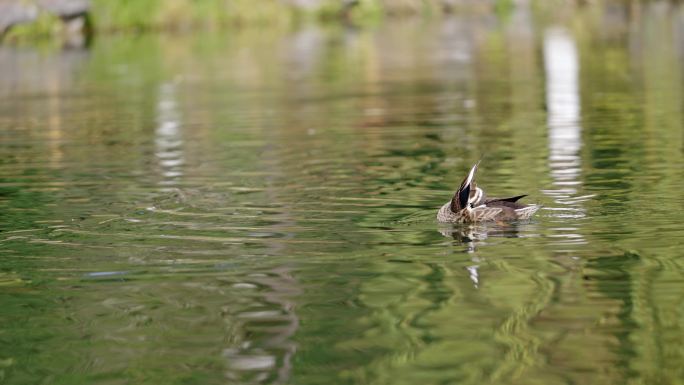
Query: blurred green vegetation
87 0 452 31
0 0 594 41
90 0 297 31
2 13 65 44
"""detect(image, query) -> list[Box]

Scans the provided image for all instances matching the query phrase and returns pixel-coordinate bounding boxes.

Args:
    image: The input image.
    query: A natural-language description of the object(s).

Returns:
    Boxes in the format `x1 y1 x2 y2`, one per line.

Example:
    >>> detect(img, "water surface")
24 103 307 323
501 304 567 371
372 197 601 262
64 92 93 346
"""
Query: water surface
2 4 684 385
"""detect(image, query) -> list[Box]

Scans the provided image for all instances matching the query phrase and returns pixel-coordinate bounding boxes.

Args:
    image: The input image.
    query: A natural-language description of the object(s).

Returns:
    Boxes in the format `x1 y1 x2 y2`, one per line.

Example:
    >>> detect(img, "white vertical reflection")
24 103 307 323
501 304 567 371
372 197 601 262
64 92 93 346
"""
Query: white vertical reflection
543 28 585 213
155 82 184 186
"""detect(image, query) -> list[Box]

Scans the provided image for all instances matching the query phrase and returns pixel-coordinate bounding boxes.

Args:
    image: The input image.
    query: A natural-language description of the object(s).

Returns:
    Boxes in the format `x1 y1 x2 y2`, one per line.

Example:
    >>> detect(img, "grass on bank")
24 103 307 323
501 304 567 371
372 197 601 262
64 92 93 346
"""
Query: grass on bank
90 0 382 31
1 0 588 42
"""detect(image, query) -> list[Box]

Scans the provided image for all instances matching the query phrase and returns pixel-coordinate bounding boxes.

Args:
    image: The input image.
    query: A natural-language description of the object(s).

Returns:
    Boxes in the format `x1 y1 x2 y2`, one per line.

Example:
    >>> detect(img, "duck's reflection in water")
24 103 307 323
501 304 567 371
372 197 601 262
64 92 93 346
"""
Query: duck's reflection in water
438 222 529 244
438 222 538 288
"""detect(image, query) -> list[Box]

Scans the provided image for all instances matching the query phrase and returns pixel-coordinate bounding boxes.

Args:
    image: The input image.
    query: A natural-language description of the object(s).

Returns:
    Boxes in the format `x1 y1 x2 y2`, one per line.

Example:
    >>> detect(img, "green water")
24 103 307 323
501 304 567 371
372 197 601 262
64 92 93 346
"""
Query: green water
2 4 684 385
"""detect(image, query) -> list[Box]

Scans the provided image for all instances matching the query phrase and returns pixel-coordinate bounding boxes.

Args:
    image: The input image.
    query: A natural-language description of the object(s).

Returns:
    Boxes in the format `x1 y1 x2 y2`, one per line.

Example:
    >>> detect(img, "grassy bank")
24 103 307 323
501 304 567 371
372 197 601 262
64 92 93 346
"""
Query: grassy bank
2 0 596 42
90 0 304 31
88 0 460 31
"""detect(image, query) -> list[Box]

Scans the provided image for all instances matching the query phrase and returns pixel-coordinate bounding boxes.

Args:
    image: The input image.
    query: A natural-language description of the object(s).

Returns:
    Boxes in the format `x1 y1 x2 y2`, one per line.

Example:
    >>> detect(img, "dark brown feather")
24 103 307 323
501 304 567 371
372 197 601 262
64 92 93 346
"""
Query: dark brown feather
484 194 528 210
450 164 479 212
450 183 470 212
492 206 519 221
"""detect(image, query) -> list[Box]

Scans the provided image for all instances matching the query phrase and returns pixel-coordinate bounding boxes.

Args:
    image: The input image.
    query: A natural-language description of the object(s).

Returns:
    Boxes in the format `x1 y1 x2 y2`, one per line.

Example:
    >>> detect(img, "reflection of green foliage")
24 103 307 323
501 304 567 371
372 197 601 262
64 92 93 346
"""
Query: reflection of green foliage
1 0 604 39
494 0 515 21
90 0 321 31
88 0 525 31
90 0 164 31
2 13 63 43
345 0 385 23
4 3 684 384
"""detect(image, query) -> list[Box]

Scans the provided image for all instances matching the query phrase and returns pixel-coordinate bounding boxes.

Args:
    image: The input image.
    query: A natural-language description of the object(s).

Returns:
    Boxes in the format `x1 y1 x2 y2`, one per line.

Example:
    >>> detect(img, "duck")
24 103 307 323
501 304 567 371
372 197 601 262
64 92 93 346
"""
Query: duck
437 162 540 223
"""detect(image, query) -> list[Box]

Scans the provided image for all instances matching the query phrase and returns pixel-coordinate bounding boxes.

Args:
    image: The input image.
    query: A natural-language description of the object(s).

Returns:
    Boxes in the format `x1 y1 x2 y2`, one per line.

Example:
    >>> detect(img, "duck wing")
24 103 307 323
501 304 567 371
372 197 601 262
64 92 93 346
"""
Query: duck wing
484 195 541 220
450 162 480 212
471 206 503 221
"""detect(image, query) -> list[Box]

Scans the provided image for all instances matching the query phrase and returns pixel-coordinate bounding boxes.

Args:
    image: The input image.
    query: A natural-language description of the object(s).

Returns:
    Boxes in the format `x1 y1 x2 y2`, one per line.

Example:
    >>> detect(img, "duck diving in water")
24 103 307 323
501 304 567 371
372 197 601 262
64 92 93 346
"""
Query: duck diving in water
437 162 541 223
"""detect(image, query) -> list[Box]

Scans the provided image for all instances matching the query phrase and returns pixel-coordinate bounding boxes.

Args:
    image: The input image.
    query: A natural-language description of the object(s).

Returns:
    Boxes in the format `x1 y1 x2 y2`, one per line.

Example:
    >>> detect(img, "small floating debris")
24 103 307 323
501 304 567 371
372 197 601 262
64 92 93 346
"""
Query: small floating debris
84 271 128 278
232 283 258 289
